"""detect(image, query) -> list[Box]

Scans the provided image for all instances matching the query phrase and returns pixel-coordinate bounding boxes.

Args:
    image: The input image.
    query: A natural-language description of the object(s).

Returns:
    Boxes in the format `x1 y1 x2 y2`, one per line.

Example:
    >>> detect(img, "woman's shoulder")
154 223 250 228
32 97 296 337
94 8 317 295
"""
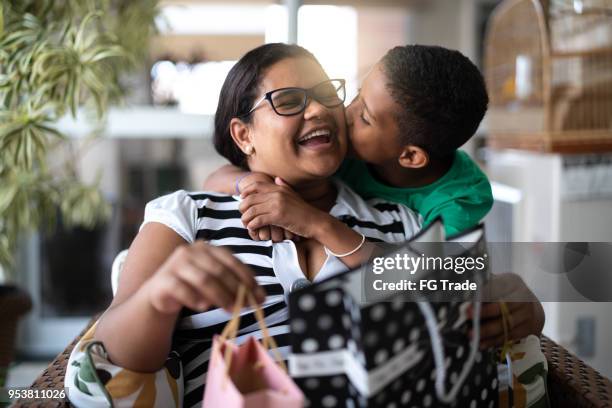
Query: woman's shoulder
142 190 240 243
146 190 238 210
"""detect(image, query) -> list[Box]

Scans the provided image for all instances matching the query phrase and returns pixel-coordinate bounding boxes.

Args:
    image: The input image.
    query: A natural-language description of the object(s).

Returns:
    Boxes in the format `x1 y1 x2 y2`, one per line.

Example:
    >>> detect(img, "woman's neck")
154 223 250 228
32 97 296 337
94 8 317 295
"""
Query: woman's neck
292 180 337 212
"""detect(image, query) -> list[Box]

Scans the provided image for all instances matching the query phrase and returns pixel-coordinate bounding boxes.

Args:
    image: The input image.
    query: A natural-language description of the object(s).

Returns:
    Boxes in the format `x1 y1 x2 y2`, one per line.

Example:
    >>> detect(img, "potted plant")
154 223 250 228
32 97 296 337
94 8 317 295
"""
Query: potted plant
0 0 158 386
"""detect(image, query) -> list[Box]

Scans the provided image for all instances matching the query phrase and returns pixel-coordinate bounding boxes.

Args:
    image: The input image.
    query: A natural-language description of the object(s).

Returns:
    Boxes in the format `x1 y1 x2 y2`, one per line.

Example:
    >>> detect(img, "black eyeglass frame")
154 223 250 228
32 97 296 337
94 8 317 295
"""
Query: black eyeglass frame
240 78 346 117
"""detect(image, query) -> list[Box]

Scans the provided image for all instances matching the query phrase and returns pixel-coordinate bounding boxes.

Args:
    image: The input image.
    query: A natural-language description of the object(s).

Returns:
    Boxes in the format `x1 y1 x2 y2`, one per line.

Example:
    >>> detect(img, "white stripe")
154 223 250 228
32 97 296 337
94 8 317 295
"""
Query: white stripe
177 295 285 330
255 276 282 285
235 323 290 345
183 348 213 384
236 307 289 335
185 345 292 395
192 199 238 211
190 191 235 199
183 324 291 375
274 345 292 360
204 226 405 245
354 227 407 243
233 252 273 267
196 217 244 230
289 342 425 397
208 236 273 248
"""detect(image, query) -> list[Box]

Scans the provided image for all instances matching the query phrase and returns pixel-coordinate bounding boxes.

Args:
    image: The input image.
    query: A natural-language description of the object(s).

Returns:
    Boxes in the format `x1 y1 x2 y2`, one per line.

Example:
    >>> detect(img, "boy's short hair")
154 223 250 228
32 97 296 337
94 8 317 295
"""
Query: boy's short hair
381 45 488 159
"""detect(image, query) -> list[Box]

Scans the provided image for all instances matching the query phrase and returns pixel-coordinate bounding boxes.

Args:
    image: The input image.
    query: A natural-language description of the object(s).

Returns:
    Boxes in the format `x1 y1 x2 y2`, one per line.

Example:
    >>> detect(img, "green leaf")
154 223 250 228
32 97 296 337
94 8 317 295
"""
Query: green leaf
0 1 4 35
0 0 158 270
36 124 65 139
0 185 18 213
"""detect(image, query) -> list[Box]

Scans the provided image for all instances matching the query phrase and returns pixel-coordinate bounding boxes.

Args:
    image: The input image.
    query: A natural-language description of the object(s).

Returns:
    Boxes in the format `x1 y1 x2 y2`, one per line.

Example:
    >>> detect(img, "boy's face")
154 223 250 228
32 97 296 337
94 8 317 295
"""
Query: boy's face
345 63 403 166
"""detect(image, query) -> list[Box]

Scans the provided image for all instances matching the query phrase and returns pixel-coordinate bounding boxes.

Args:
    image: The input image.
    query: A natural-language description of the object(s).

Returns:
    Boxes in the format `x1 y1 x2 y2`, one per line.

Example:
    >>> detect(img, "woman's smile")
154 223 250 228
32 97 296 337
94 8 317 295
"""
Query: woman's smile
296 124 338 152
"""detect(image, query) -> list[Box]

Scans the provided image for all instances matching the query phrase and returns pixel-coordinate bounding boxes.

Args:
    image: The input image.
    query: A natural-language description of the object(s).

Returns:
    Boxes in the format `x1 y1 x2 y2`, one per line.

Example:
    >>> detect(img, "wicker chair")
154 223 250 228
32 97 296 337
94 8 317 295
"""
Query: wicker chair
12 316 612 407
0 285 32 387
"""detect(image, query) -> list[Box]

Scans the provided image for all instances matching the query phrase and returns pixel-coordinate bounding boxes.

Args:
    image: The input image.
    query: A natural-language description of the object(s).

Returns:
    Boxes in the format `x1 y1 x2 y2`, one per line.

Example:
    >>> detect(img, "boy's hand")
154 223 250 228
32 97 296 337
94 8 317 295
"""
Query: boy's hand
239 177 327 240
236 172 274 194
249 225 295 242
468 273 545 349
237 174 297 242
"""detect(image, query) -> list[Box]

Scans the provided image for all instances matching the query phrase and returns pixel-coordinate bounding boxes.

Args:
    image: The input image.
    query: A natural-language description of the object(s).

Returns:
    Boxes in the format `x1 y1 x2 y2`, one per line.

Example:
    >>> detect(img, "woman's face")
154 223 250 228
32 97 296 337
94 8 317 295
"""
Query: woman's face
241 57 347 185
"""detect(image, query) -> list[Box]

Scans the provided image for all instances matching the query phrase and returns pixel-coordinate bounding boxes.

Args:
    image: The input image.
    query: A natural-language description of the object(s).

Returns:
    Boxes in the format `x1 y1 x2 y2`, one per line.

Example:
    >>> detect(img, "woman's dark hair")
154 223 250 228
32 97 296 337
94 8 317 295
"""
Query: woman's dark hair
213 43 319 169
381 45 489 159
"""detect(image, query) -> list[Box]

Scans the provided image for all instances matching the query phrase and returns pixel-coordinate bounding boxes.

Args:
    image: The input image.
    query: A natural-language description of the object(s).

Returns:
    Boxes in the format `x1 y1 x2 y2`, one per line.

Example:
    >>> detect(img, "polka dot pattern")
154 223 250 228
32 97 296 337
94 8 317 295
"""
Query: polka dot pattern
288 287 356 356
295 349 499 408
288 252 498 408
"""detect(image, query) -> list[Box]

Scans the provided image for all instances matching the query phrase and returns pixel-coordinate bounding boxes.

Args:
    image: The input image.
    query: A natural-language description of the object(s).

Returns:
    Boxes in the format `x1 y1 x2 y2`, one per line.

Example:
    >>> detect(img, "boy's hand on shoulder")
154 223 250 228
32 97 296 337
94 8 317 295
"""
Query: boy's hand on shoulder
237 172 274 194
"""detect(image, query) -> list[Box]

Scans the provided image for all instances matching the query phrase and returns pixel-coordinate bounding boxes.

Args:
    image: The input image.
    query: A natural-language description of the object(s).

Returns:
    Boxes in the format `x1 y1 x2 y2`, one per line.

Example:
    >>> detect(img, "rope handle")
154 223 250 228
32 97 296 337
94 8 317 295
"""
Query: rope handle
498 301 515 379
498 301 515 362
219 285 287 377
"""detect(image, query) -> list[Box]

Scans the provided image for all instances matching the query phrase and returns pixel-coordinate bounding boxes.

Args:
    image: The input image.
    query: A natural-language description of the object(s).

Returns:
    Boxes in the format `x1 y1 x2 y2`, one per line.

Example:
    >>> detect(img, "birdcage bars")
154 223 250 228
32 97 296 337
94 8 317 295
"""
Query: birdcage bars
484 0 612 152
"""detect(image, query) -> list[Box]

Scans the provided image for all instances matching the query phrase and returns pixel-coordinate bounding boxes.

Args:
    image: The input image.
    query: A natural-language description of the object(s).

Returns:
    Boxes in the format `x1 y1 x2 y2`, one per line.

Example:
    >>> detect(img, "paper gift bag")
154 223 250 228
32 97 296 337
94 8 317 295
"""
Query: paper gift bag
288 220 499 407
203 286 304 408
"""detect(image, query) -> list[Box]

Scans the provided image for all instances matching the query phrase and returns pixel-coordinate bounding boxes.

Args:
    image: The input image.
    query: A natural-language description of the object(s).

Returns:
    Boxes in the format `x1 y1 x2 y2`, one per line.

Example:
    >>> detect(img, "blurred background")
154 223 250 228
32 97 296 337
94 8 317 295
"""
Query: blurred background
2 0 611 388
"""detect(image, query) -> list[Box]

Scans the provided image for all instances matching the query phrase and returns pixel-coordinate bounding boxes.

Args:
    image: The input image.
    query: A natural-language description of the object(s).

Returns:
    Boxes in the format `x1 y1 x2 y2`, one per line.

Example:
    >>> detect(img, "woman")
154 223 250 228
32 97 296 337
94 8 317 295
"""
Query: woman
65 43 422 408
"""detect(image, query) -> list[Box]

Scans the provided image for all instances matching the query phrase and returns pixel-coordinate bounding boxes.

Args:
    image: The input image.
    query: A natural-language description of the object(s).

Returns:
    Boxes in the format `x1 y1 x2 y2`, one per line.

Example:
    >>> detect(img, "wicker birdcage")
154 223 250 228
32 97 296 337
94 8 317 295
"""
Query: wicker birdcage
484 0 612 152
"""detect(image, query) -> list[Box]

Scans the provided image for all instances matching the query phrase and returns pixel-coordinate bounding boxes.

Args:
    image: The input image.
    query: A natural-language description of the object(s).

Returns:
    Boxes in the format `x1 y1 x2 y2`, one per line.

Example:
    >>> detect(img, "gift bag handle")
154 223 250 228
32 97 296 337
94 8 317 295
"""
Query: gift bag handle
417 276 483 404
219 285 288 374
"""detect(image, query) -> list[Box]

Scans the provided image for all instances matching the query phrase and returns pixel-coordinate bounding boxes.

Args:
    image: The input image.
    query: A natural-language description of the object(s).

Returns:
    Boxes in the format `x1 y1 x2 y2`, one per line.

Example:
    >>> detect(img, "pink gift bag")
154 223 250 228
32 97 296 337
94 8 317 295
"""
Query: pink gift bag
203 286 304 408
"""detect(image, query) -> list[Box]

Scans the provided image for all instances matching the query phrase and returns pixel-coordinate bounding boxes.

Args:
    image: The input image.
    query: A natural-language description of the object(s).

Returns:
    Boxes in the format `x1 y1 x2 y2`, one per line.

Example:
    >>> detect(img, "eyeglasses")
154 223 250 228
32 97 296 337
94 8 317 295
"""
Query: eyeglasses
243 79 346 117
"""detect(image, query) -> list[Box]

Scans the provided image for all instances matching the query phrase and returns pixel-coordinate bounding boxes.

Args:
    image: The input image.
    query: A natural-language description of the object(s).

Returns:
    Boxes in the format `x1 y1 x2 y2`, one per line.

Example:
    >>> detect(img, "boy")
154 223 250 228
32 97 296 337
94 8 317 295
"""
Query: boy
339 45 491 237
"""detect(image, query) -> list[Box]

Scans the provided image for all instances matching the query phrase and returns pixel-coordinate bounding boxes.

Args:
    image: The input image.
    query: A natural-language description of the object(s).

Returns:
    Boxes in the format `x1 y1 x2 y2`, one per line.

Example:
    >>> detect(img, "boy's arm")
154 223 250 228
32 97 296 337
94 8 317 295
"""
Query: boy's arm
202 164 273 195
427 202 480 237
426 189 493 237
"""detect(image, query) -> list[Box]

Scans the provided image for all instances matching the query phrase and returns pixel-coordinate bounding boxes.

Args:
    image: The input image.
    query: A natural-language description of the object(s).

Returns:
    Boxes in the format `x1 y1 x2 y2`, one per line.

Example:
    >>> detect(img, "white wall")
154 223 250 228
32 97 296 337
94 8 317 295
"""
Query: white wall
405 0 464 52
487 150 612 378
557 200 612 377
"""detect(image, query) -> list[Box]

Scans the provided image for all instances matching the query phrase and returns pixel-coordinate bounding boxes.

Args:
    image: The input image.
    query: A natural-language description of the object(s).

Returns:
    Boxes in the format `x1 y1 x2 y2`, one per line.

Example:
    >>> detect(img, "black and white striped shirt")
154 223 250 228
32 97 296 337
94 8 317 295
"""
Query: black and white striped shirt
141 181 422 408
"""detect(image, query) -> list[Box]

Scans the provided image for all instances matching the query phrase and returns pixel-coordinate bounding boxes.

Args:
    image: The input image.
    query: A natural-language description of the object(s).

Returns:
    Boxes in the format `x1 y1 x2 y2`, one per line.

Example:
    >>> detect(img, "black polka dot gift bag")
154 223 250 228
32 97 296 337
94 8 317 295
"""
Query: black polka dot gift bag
287 220 499 407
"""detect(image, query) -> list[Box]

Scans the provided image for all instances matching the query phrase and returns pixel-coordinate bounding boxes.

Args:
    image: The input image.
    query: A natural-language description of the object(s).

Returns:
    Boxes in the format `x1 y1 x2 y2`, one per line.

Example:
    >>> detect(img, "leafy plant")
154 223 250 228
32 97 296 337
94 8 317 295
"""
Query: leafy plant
0 0 158 274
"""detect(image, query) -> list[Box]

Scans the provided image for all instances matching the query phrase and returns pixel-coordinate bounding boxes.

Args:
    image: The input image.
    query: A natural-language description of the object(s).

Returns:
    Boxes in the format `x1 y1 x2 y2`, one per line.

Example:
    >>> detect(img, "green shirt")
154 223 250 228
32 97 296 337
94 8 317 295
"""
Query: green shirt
336 151 493 237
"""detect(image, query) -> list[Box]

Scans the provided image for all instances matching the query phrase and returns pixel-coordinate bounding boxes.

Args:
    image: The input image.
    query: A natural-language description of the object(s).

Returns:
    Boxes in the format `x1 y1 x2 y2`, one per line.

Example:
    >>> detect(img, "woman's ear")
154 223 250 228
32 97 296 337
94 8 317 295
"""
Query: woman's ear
398 145 429 169
229 117 255 155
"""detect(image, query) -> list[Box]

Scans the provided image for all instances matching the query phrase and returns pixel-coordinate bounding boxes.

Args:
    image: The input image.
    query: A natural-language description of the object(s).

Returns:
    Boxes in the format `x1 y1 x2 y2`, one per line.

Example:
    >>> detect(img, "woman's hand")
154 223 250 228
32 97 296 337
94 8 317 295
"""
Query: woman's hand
238 173 296 242
143 240 266 314
239 177 327 239
469 273 545 349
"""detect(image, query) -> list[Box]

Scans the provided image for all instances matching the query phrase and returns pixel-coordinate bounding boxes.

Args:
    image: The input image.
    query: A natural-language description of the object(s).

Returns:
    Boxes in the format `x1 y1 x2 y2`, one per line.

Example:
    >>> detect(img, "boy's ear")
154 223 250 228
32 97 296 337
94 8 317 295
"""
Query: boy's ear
229 117 254 154
398 145 429 169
